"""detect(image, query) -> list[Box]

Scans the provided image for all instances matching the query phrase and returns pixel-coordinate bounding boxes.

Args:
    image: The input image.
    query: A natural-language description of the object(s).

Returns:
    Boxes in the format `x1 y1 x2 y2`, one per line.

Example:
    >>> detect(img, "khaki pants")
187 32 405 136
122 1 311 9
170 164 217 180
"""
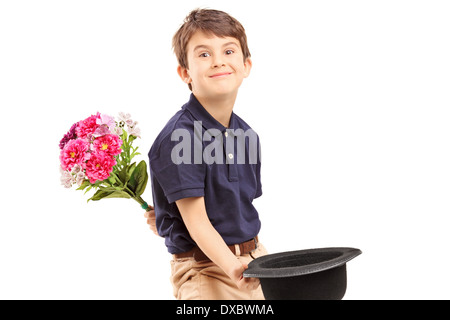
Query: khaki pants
170 243 268 300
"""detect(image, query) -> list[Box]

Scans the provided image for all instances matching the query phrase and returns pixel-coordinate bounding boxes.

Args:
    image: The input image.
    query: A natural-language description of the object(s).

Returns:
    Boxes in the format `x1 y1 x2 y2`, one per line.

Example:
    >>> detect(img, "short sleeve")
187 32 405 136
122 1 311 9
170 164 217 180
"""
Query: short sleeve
150 134 206 204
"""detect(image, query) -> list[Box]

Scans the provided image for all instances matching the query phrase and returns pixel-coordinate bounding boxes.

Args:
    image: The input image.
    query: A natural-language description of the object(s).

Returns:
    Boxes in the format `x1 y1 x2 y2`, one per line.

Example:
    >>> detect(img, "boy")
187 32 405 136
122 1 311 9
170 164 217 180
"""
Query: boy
145 9 267 300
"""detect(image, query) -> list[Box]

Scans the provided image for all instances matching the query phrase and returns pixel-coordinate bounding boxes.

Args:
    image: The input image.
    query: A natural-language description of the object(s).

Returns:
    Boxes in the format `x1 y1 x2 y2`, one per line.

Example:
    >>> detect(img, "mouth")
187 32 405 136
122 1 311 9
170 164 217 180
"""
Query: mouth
209 72 233 79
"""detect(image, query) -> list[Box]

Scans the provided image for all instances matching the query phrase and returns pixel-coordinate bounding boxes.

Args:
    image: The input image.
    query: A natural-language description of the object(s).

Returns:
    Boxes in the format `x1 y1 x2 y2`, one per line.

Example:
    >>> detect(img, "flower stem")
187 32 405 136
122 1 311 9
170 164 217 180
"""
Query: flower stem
135 195 152 211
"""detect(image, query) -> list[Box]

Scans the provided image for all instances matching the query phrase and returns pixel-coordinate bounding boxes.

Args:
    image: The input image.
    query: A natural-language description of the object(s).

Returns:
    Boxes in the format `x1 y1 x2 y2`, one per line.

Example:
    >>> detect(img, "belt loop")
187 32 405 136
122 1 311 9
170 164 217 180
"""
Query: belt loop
250 237 258 253
235 243 241 256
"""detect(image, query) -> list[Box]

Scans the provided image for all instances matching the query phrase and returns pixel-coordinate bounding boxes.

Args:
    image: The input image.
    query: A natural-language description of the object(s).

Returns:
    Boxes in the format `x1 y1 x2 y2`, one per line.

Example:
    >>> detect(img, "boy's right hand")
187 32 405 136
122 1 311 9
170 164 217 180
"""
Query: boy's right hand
144 207 159 236
231 262 260 292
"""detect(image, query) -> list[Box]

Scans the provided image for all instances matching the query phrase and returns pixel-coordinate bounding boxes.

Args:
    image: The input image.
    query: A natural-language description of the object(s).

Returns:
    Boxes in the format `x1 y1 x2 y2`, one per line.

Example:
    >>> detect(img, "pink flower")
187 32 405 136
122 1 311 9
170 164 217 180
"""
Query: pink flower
76 113 100 139
93 125 110 137
93 134 123 156
85 151 117 184
97 113 116 130
59 122 78 150
94 113 117 137
60 138 90 171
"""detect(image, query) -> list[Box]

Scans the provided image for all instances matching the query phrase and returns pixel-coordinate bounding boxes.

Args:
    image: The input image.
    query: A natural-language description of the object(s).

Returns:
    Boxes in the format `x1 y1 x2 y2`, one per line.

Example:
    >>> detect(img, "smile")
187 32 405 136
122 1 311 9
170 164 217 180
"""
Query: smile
209 72 233 78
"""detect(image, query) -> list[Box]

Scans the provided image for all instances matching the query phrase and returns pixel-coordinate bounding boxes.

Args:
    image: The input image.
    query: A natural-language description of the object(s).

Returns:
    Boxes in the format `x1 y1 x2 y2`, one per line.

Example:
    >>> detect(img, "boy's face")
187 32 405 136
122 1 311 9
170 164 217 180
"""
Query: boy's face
178 31 252 100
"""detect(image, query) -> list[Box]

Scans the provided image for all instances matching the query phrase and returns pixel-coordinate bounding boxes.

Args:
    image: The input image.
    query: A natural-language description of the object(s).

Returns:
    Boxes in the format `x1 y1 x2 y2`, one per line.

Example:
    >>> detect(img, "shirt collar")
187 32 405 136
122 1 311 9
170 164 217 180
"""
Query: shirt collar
184 94 240 136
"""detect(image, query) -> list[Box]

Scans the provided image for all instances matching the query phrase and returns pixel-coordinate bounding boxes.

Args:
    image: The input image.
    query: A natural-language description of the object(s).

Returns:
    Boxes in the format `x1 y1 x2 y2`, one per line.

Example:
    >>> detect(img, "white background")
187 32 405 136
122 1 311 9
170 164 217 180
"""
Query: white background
1 0 449 300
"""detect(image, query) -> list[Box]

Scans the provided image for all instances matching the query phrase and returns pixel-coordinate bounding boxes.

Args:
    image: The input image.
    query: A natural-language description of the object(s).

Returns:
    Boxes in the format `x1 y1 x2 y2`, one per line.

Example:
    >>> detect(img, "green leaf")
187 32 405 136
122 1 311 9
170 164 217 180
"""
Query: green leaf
127 160 148 197
121 128 128 141
84 185 93 194
127 162 136 179
98 185 120 192
128 135 137 145
117 167 127 184
76 180 91 191
88 190 131 202
93 180 103 188
107 174 116 185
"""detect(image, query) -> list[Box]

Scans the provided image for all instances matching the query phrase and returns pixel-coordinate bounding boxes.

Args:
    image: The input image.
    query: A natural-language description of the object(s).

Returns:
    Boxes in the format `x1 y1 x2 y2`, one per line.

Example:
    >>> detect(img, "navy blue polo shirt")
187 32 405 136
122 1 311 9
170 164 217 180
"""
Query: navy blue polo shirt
148 94 262 254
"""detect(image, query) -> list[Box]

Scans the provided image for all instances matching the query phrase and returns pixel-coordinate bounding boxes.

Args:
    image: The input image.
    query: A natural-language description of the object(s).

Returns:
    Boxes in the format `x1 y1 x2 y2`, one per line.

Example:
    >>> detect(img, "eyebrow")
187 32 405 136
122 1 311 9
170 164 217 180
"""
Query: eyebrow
193 41 240 52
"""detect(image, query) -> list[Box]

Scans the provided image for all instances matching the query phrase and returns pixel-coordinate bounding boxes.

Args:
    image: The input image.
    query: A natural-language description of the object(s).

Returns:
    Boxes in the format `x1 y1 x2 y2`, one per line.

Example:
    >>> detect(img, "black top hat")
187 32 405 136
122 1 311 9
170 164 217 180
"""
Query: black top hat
243 247 362 300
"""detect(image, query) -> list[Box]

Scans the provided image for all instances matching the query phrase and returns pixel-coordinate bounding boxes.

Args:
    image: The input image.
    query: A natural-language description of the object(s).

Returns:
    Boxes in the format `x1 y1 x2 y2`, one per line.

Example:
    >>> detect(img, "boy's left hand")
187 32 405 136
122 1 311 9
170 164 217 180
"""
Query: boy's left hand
144 206 159 236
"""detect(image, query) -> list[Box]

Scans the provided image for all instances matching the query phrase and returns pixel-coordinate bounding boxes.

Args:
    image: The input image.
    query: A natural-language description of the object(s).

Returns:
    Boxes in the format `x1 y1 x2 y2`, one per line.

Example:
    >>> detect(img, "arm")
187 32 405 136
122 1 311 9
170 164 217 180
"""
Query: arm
175 196 259 291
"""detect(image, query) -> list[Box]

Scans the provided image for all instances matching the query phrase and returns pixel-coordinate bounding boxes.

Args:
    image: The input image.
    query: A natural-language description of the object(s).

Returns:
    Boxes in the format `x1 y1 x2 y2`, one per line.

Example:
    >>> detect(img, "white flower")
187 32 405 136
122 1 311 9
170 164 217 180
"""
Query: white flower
128 126 141 138
118 112 132 126
60 169 73 188
71 164 83 175
118 112 140 137
113 125 122 136
76 171 86 186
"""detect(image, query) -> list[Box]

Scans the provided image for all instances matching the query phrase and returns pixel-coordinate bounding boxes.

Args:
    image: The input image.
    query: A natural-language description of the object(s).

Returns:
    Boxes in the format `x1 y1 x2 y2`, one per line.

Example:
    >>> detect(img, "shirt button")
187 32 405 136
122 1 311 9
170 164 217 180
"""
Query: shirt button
228 153 234 160
224 132 228 138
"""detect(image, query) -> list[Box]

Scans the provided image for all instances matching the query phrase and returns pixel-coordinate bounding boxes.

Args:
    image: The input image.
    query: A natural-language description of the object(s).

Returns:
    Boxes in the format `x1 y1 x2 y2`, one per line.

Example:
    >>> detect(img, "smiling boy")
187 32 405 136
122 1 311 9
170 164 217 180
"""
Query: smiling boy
147 9 267 300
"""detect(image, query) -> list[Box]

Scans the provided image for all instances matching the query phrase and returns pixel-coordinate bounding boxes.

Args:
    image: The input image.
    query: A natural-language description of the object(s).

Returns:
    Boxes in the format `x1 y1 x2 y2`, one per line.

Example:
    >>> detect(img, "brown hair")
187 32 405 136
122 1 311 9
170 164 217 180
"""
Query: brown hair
172 9 251 90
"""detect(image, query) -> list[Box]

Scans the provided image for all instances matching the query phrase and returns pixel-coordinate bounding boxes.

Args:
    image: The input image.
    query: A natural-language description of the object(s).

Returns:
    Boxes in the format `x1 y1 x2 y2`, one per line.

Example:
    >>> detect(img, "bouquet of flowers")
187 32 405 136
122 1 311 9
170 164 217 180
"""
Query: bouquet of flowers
59 112 151 211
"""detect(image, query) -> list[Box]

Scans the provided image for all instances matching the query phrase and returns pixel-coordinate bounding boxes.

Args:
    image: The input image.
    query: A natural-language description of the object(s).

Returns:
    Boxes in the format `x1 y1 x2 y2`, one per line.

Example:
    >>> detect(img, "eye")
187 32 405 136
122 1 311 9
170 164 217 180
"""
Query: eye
199 52 211 58
225 49 234 55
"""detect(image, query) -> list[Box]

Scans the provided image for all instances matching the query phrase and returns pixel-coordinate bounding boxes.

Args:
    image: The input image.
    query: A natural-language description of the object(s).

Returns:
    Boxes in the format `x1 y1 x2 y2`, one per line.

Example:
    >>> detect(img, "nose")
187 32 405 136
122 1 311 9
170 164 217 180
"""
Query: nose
211 55 225 69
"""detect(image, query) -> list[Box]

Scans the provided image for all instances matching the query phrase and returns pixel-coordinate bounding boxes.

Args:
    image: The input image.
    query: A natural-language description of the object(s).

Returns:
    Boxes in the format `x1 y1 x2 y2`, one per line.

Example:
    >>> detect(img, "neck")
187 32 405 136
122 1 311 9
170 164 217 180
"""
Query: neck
194 92 237 128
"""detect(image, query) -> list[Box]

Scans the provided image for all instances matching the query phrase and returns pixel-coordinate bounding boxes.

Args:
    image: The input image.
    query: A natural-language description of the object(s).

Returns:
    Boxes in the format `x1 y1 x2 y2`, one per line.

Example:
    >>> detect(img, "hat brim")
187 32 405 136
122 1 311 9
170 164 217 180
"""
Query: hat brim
243 247 362 279
243 247 362 300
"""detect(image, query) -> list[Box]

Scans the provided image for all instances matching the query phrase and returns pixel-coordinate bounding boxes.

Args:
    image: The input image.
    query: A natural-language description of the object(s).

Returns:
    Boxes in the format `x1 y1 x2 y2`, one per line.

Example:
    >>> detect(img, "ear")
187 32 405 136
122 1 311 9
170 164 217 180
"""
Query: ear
243 58 252 78
177 65 192 85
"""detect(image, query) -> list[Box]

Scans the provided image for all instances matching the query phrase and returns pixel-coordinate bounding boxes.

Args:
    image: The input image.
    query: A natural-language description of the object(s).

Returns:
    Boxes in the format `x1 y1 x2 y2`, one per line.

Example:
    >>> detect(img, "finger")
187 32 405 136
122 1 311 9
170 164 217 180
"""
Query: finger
144 205 154 215
150 226 159 236
245 278 260 291
147 211 155 219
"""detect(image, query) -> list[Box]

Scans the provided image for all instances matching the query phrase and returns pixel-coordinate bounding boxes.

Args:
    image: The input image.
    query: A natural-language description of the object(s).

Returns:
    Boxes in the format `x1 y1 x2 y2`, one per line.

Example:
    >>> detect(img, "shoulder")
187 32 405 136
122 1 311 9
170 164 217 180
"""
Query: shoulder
149 105 195 161
232 112 258 133
231 112 261 143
